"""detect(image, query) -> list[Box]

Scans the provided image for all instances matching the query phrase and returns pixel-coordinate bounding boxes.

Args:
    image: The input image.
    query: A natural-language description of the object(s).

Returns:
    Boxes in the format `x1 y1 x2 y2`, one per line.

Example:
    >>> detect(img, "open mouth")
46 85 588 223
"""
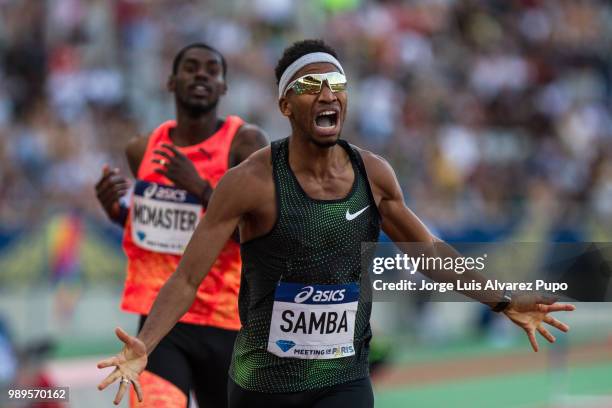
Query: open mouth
190 84 211 96
314 110 338 129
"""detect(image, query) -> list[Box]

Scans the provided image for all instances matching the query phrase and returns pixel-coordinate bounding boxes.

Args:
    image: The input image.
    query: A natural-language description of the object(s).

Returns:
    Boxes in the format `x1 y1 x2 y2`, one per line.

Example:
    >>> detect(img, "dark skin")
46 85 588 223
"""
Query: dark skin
95 48 267 227
98 62 575 404
94 48 266 405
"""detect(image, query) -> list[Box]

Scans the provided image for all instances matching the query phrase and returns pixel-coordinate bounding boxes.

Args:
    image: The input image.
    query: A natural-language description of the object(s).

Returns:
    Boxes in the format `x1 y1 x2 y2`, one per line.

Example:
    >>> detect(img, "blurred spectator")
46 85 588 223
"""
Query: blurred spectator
0 317 17 386
0 0 611 240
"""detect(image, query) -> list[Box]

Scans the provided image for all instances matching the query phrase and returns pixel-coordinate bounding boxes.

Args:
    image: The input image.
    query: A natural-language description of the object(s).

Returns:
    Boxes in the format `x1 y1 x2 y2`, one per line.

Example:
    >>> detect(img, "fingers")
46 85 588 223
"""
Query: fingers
95 166 117 189
96 168 129 199
97 180 129 204
543 315 570 332
98 368 121 391
151 158 169 165
152 144 184 164
152 148 179 173
153 149 174 161
133 378 144 402
97 356 121 369
161 143 182 156
115 327 134 346
539 303 576 313
526 328 539 352
114 378 129 405
151 158 169 169
537 325 556 343
97 178 130 195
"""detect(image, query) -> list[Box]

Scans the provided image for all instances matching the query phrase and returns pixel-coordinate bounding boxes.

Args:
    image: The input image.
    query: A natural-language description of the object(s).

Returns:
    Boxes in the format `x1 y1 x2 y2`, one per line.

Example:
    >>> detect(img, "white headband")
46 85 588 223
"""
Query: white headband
278 52 345 100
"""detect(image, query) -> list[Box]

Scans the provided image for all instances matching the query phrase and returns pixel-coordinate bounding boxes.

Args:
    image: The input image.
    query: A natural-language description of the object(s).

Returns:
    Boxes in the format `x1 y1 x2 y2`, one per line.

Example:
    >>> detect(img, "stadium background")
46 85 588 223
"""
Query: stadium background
0 0 611 406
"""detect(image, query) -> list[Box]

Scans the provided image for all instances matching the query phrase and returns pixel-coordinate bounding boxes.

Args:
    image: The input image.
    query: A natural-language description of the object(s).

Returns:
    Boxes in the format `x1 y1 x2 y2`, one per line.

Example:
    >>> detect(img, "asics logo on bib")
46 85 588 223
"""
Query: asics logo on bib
268 282 359 360
294 286 345 303
294 286 314 303
143 182 187 202
143 183 158 198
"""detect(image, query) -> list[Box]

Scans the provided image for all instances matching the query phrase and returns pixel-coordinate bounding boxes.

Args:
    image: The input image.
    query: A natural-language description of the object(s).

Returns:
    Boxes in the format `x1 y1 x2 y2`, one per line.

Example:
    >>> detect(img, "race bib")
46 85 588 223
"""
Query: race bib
131 181 202 255
267 282 359 360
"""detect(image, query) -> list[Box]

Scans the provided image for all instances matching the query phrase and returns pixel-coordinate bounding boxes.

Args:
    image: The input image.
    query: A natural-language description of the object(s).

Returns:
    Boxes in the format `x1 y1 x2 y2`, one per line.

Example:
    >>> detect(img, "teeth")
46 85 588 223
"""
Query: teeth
318 111 336 117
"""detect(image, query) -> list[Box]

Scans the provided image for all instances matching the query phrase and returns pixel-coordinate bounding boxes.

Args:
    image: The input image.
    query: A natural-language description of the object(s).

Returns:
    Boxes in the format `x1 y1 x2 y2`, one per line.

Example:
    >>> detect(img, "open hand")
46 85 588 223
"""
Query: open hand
503 295 575 352
97 327 148 405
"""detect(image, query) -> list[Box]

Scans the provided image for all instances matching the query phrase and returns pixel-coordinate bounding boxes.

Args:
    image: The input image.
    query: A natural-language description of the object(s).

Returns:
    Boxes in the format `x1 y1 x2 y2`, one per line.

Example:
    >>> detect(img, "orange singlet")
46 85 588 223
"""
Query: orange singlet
121 116 243 330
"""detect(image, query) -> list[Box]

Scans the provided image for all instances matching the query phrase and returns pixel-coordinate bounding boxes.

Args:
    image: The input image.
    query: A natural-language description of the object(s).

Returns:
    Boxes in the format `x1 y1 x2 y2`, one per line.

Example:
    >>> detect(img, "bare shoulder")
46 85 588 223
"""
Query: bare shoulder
353 145 396 181
352 145 402 201
230 123 269 166
125 135 150 177
230 145 272 181
235 123 268 143
215 145 273 211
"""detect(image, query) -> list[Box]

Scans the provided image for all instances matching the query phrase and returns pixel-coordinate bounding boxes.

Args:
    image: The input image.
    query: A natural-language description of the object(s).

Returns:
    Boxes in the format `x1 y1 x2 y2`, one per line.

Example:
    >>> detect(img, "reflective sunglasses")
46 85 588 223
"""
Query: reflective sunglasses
283 72 347 97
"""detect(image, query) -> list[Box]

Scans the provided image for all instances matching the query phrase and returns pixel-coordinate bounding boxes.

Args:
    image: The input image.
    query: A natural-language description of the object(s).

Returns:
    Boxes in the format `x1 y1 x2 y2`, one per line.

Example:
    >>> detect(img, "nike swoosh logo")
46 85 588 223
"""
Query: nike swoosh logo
346 206 369 221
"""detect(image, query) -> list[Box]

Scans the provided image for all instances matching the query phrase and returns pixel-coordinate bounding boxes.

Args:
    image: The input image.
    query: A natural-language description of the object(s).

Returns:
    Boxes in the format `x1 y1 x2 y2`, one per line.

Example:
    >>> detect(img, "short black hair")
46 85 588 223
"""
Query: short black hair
172 43 227 77
275 39 339 84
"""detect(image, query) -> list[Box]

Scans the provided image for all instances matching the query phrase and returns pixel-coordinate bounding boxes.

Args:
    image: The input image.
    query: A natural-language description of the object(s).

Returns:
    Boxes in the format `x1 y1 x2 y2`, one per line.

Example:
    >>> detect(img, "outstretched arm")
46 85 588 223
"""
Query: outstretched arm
367 154 495 301
97 160 258 403
136 168 246 351
362 151 575 352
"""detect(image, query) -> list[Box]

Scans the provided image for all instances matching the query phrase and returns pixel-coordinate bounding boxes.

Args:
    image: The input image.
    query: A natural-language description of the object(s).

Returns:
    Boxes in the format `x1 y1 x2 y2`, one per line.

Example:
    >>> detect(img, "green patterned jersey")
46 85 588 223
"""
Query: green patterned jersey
229 138 381 393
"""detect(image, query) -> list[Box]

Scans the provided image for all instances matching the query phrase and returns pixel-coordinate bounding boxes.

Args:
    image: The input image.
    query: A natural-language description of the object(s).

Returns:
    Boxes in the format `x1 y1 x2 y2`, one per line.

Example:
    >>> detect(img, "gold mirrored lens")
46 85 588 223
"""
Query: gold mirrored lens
292 72 347 95
324 72 346 85
294 80 322 95
329 82 347 92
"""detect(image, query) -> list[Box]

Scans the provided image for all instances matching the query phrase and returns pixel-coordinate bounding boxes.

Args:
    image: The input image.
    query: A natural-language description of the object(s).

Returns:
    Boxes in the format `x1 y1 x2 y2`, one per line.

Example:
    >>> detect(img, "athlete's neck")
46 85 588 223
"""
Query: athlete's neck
288 134 349 179
171 109 223 147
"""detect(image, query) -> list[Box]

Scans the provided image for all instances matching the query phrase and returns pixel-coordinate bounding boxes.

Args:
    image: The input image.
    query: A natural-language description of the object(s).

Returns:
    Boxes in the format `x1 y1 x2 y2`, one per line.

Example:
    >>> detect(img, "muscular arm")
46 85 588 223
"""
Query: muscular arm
229 124 269 167
224 124 268 241
367 154 436 244
361 151 575 352
363 151 500 306
136 158 264 353
125 136 149 178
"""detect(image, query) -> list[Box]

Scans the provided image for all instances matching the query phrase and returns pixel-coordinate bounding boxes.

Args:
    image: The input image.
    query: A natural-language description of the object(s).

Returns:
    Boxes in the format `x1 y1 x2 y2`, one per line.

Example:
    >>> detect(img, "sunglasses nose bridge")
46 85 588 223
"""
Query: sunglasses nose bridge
317 79 337 100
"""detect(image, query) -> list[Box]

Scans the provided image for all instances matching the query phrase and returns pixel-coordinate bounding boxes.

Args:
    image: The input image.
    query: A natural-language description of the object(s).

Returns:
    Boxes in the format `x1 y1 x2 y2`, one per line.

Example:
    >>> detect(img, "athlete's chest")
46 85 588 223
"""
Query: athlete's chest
292 170 354 201
282 199 375 245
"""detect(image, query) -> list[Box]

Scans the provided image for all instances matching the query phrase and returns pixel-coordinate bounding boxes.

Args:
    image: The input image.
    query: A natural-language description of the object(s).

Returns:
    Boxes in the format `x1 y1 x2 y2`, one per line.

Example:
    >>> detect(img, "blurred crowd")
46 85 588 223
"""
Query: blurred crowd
1 0 611 238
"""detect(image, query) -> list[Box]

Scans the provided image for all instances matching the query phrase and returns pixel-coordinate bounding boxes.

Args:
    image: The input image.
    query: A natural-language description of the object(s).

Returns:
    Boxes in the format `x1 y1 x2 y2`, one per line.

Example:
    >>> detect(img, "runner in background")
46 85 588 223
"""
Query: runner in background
95 42 267 407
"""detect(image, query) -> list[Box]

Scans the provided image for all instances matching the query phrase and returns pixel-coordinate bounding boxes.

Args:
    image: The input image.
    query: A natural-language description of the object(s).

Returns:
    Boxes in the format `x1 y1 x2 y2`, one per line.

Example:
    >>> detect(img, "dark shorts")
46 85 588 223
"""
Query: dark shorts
228 376 374 408
139 315 238 408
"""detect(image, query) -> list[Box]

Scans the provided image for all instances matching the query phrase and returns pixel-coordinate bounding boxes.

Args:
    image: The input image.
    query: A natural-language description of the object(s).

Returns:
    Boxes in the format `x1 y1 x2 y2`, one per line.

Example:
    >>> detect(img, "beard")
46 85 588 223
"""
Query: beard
176 94 219 117
309 135 339 148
